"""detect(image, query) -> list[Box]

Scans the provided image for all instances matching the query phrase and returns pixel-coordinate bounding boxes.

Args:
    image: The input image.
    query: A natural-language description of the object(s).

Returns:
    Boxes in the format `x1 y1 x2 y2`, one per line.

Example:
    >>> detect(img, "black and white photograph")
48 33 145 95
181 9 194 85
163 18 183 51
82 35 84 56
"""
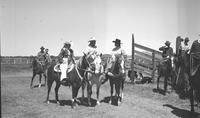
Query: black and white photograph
1 0 200 118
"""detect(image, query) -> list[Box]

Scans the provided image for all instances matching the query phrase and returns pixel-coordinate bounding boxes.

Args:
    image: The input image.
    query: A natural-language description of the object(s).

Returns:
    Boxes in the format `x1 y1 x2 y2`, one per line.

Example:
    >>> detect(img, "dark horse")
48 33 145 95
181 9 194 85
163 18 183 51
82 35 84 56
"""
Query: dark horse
176 51 200 112
104 57 125 105
157 57 175 95
30 57 48 88
44 54 94 108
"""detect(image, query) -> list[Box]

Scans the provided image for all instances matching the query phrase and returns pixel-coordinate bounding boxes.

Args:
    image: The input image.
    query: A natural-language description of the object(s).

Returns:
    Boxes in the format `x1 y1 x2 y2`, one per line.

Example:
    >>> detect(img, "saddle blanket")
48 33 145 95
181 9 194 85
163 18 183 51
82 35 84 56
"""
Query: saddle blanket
54 63 75 73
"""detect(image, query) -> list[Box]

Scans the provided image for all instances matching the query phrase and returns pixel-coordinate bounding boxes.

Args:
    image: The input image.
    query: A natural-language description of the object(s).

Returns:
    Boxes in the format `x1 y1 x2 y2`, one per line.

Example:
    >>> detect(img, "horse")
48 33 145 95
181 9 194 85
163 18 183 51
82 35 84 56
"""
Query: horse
30 57 48 88
157 56 175 95
81 54 106 106
104 56 126 105
176 50 200 112
44 54 97 108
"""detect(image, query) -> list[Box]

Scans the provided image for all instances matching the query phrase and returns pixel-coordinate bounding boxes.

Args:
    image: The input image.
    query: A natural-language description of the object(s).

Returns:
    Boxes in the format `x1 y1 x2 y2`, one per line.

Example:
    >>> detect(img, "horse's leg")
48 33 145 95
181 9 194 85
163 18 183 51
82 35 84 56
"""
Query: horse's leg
30 73 36 88
55 82 61 104
157 76 160 90
120 79 124 102
39 74 42 88
164 76 168 94
43 73 47 87
71 84 80 108
190 87 195 112
109 80 113 104
45 78 53 104
87 83 92 106
115 81 121 105
96 84 100 105
81 81 85 102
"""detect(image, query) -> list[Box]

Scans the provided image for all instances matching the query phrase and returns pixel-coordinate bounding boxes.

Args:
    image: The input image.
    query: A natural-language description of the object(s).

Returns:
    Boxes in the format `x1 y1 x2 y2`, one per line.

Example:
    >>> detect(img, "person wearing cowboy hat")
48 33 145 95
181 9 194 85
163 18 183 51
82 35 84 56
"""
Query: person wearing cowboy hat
37 46 46 66
84 37 99 59
111 38 126 73
58 41 75 83
44 48 52 64
159 41 173 59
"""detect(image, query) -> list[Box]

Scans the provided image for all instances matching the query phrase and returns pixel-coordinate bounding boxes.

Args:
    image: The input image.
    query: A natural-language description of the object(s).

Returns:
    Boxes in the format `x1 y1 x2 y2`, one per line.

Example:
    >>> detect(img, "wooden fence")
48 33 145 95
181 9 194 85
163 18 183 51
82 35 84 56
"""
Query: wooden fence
1 56 33 64
128 34 162 81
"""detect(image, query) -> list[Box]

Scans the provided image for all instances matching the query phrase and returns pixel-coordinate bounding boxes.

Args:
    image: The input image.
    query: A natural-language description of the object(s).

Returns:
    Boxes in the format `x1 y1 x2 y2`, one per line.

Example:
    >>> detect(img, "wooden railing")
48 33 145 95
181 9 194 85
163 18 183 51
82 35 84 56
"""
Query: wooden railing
129 34 162 81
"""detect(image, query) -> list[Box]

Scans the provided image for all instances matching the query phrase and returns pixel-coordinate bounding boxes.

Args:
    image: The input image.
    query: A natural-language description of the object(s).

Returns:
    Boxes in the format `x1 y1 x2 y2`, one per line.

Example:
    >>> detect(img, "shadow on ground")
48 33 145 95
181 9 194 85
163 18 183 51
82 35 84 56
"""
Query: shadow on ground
152 88 167 95
163 104 200 118
47 97 98 107
101 96 121 106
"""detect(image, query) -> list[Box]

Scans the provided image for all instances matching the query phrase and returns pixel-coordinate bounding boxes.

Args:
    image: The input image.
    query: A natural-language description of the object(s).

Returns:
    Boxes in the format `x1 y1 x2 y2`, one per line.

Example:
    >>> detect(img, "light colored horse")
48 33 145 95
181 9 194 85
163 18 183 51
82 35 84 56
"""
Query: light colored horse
81 54 106 106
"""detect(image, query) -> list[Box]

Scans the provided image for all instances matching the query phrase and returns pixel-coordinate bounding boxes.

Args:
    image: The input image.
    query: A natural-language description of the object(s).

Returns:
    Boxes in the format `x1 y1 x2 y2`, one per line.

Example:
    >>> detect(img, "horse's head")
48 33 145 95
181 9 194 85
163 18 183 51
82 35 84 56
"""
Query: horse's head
93 54 104 74
105 56 124 74
82 53 103 74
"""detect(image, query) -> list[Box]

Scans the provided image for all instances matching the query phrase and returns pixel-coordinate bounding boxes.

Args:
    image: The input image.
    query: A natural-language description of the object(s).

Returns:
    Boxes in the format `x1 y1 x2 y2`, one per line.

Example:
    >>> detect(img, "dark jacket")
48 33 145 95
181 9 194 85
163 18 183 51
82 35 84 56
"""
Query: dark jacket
159 46 173 58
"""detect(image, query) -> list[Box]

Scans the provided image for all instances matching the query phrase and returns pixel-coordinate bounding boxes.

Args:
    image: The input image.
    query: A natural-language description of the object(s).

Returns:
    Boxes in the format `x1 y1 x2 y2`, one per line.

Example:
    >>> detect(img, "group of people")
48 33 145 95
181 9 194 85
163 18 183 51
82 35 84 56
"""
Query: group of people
37 46 51 66
159 34 200 75
37 37 126 83
36 34 200 84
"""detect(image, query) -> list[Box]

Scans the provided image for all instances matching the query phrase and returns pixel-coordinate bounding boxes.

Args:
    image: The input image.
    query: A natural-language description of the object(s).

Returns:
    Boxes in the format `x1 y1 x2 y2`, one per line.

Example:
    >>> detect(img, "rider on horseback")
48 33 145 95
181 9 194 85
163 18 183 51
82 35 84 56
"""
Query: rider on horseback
84 37 99 59
37 46 47 69
45 48 52 64
111 39 126 74
58 41 75 83
159 41 173 70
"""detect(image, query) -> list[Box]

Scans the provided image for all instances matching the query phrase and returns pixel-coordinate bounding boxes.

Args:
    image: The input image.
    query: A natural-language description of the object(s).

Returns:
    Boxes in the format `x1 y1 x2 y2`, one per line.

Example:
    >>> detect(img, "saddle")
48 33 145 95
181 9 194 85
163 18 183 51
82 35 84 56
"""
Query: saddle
54 63 75 73
190 53 200 76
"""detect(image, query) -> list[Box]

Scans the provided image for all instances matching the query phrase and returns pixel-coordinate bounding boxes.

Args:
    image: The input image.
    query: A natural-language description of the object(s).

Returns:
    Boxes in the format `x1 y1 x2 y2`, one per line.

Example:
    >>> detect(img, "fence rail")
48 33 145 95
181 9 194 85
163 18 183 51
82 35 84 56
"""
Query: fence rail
129 34 162 80
1 57 33 64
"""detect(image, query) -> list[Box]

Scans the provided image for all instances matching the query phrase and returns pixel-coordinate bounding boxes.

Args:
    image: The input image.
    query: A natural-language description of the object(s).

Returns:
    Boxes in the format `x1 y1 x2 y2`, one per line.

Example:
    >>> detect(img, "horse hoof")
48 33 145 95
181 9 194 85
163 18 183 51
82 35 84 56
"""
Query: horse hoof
44 100 50 104
97 101 100 105
118 101 121 105
38 84 41 88
56 101 60 105
121 93 124 99
109 100 112 104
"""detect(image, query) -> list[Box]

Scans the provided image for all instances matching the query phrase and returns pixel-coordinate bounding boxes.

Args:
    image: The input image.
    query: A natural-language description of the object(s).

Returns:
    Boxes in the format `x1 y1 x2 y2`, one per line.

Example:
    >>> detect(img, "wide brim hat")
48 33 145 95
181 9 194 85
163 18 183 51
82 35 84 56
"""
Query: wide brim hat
64 41 71 45
40 46 45 49
184 37 189 42
165 41 171 45
112 39 122 44
88 37 96 43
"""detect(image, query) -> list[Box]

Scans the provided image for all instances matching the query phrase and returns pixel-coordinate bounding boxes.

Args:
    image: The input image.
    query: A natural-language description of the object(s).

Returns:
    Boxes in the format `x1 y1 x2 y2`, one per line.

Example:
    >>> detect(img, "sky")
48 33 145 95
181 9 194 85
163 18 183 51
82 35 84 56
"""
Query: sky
1 0 200 56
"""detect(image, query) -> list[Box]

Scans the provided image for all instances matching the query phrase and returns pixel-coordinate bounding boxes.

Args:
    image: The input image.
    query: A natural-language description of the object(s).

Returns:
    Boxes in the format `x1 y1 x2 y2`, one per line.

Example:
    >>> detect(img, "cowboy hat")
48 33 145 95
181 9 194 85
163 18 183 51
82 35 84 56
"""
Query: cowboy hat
40 46 45 49
64 41 71 45
113 39 122 44
88 37 96 43
165 41 171 45
184 37 189 42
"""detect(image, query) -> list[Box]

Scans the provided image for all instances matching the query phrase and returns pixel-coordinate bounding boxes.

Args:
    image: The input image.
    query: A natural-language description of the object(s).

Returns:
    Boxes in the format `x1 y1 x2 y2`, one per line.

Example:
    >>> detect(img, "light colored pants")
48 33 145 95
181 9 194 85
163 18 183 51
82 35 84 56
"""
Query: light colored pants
60 58 68 81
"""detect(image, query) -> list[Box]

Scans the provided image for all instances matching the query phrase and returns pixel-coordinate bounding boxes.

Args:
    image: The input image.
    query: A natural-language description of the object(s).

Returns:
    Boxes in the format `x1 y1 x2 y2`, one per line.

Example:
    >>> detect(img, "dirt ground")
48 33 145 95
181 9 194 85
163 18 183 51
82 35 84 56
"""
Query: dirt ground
1 64 200 118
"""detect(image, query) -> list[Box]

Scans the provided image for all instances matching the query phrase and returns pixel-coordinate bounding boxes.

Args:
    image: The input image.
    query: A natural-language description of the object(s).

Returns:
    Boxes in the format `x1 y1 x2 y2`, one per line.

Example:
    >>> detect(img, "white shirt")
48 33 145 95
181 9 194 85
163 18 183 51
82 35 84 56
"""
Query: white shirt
111 47 126 60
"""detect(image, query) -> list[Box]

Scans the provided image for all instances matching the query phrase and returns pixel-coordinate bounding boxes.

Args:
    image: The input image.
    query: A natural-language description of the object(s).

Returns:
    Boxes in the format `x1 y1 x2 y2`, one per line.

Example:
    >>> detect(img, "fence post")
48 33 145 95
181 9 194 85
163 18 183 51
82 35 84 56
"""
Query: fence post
152 51 155 82
131 34 135 82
